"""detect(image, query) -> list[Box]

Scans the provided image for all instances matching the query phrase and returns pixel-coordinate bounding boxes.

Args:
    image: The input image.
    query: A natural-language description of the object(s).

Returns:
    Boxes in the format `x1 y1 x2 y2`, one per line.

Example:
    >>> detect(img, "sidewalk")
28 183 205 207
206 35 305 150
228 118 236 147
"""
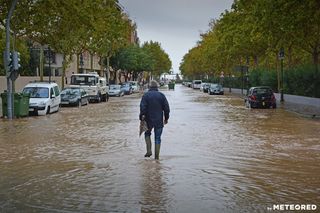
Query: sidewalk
224 88 320 119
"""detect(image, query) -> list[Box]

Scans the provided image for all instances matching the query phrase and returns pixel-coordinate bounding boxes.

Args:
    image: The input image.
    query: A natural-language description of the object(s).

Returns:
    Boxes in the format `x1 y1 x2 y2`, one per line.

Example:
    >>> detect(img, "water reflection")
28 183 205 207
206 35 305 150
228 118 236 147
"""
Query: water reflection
140 160 169 212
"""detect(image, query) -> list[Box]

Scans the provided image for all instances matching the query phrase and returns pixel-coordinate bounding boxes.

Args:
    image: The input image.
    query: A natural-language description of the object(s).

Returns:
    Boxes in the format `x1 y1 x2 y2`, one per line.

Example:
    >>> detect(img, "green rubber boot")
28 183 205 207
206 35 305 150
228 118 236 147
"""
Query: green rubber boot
155 144 161 160
144 136 152 157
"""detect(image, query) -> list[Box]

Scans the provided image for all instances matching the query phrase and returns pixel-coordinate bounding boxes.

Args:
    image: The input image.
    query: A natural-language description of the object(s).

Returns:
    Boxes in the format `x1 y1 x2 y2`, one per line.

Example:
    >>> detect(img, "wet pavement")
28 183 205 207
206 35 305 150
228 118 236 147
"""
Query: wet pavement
0 84 319 212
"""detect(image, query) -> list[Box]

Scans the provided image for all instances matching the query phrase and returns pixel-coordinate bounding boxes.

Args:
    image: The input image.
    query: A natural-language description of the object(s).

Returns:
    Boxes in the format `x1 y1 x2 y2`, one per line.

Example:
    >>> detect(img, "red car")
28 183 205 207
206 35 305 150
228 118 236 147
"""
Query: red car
245 86 277 109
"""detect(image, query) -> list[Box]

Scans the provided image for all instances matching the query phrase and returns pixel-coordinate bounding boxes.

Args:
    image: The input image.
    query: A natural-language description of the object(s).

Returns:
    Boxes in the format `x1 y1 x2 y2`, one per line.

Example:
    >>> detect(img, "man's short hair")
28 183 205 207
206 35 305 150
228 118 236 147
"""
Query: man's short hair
149 80 159 88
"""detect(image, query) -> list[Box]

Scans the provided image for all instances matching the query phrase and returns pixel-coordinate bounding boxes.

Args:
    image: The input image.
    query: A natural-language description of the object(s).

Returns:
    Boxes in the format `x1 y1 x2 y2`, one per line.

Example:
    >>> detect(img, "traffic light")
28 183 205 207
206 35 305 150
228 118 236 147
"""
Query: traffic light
12 51 21 70
7 51 13 70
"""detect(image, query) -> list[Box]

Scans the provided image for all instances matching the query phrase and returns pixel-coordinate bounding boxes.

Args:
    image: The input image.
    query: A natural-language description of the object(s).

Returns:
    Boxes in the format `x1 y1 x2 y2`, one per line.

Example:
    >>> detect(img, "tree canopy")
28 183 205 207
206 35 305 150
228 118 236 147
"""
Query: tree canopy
110 41 172 80
180 0 320 79
0 0 132 75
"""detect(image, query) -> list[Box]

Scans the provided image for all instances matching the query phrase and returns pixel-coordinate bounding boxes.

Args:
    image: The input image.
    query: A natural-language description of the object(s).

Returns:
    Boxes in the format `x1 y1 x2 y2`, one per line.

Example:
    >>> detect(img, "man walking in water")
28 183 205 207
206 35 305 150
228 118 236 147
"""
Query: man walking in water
139 80 170 160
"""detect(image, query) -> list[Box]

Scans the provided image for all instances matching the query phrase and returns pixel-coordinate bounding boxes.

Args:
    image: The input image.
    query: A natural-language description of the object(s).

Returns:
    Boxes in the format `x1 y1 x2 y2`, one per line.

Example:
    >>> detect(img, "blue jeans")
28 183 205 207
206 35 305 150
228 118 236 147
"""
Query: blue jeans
145 127 163 145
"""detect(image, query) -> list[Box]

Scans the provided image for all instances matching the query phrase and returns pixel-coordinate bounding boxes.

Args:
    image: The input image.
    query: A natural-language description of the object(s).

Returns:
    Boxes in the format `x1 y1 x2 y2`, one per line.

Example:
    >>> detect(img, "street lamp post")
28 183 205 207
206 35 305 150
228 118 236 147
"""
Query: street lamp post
4 0 19 119
279 48 285 102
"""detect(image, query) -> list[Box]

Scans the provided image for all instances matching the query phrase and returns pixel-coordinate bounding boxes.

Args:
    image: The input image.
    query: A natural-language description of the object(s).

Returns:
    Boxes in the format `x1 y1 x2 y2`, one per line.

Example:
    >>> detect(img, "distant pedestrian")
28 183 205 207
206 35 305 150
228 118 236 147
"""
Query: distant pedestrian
139 80 170 160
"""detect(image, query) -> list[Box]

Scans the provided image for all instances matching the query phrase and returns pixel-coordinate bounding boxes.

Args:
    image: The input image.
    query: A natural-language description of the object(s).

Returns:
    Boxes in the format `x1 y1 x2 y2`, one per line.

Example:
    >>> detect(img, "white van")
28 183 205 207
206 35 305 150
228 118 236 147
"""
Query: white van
22 81 61 115
192 80 202 89
70 72 109 102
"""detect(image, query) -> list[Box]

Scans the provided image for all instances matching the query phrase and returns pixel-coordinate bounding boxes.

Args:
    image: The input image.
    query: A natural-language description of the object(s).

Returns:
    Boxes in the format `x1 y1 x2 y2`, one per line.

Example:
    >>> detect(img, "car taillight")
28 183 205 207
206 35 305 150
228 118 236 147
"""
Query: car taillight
250 95 256 100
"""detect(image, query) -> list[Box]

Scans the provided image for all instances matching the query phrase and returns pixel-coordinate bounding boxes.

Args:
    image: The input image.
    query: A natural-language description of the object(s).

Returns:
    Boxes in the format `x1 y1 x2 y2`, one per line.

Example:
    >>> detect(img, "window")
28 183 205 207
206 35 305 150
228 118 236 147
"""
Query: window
54 86 60 96
23 87 49 98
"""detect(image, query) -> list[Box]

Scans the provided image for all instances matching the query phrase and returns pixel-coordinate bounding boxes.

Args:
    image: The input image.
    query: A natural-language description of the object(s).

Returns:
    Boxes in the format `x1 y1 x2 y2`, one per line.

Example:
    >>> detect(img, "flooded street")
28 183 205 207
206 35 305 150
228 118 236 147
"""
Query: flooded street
0 84 319 212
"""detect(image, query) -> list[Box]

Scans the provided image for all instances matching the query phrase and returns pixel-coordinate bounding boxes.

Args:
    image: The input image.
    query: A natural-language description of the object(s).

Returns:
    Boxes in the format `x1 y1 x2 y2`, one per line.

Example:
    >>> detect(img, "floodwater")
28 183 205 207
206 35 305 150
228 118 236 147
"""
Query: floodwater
0 85 319 213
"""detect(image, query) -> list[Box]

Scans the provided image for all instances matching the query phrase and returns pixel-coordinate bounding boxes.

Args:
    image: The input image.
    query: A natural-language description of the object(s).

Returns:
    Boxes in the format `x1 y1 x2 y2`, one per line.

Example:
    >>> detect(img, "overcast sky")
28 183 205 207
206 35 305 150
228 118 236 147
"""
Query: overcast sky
118 0 234 74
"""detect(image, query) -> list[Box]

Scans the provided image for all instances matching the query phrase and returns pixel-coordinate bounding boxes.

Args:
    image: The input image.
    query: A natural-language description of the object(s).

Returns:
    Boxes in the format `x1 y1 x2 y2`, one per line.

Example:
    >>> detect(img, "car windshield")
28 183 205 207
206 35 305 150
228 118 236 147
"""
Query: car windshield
23 87 49 98
61 88 80 96
210 84 219 88
110 85 121 90
71 75 97 86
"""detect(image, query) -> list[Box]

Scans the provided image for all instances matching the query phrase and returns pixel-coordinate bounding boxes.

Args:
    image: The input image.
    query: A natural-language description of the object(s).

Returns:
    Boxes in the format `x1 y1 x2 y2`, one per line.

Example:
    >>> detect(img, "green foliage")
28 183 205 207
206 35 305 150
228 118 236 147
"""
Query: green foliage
1 0 131 76
227 66 320 98
0 29 30 75
111 45 152 72
111 42 172 79
284 65 320 97
142 41 172 77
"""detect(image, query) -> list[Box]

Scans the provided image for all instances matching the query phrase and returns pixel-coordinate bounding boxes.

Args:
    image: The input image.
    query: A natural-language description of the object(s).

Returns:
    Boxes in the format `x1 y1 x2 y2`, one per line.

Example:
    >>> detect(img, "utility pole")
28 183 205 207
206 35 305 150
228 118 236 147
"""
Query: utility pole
4 0 19 119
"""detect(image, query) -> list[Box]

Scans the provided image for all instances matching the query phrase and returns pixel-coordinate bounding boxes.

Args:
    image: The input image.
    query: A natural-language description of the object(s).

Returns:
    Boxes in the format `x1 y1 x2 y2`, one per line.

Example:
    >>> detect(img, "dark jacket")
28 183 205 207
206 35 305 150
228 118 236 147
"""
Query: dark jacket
139 88 170 129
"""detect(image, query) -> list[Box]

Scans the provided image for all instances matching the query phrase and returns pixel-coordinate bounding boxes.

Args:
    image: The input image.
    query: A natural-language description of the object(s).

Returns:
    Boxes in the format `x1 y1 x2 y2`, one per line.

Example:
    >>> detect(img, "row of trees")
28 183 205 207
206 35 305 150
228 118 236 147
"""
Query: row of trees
0 0 131 79
110 41 172 82
180 0 320 96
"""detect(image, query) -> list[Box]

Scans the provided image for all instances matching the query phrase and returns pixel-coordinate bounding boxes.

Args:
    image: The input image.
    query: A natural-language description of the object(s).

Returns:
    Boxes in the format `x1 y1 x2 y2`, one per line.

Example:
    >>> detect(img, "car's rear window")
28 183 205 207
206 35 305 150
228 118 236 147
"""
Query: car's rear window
254 88 272 94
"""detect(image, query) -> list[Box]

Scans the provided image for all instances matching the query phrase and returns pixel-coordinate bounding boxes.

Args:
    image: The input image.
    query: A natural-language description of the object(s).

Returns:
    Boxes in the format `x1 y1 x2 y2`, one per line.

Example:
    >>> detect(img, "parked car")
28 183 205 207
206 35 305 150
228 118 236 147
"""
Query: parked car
200 83 206 91
245 86 277 109
192 80 202 89
70 72 109 103
108 85 125 97
121 83 133 95
208 84 224 95
128 81 139 93
22 81 61 115
202 83 210 93
60 87 89 107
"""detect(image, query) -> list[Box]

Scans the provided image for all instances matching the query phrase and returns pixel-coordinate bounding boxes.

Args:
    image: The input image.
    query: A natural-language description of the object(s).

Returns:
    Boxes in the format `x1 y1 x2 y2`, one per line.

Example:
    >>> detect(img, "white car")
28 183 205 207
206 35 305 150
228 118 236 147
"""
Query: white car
22 81 61 115
192 80 202 89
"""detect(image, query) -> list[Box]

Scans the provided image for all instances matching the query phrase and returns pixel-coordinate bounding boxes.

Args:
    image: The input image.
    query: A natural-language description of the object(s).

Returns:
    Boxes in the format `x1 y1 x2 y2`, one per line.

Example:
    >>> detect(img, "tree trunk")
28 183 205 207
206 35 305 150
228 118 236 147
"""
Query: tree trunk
313 46 319 74
77 54 79 73
61 55 66 89
40 45 44 81
288 45 293 69
254 55 258 68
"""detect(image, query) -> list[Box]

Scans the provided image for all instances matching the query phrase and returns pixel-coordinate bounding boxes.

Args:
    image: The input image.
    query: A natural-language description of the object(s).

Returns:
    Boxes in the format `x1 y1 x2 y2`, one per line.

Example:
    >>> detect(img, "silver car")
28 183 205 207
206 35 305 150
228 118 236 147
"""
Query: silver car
108 85 124 97
208 84 224 95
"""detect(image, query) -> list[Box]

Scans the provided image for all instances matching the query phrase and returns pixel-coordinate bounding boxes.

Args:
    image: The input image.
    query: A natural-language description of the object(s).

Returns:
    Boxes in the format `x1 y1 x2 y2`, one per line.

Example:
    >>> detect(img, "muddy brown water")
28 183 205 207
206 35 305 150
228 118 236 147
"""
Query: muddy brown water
0 85 319 212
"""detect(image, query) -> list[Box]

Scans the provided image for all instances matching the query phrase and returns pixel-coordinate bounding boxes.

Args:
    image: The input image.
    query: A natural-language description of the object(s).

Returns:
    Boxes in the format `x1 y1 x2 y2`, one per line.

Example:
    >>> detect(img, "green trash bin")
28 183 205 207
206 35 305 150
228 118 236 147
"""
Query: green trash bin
168 83 175 90
1 92 30 118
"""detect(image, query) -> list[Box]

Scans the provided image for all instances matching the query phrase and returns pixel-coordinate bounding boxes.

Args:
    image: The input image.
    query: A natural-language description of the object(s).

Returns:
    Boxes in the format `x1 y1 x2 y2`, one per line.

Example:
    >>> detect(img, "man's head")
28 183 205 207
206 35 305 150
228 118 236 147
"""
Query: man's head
149 80 159 88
